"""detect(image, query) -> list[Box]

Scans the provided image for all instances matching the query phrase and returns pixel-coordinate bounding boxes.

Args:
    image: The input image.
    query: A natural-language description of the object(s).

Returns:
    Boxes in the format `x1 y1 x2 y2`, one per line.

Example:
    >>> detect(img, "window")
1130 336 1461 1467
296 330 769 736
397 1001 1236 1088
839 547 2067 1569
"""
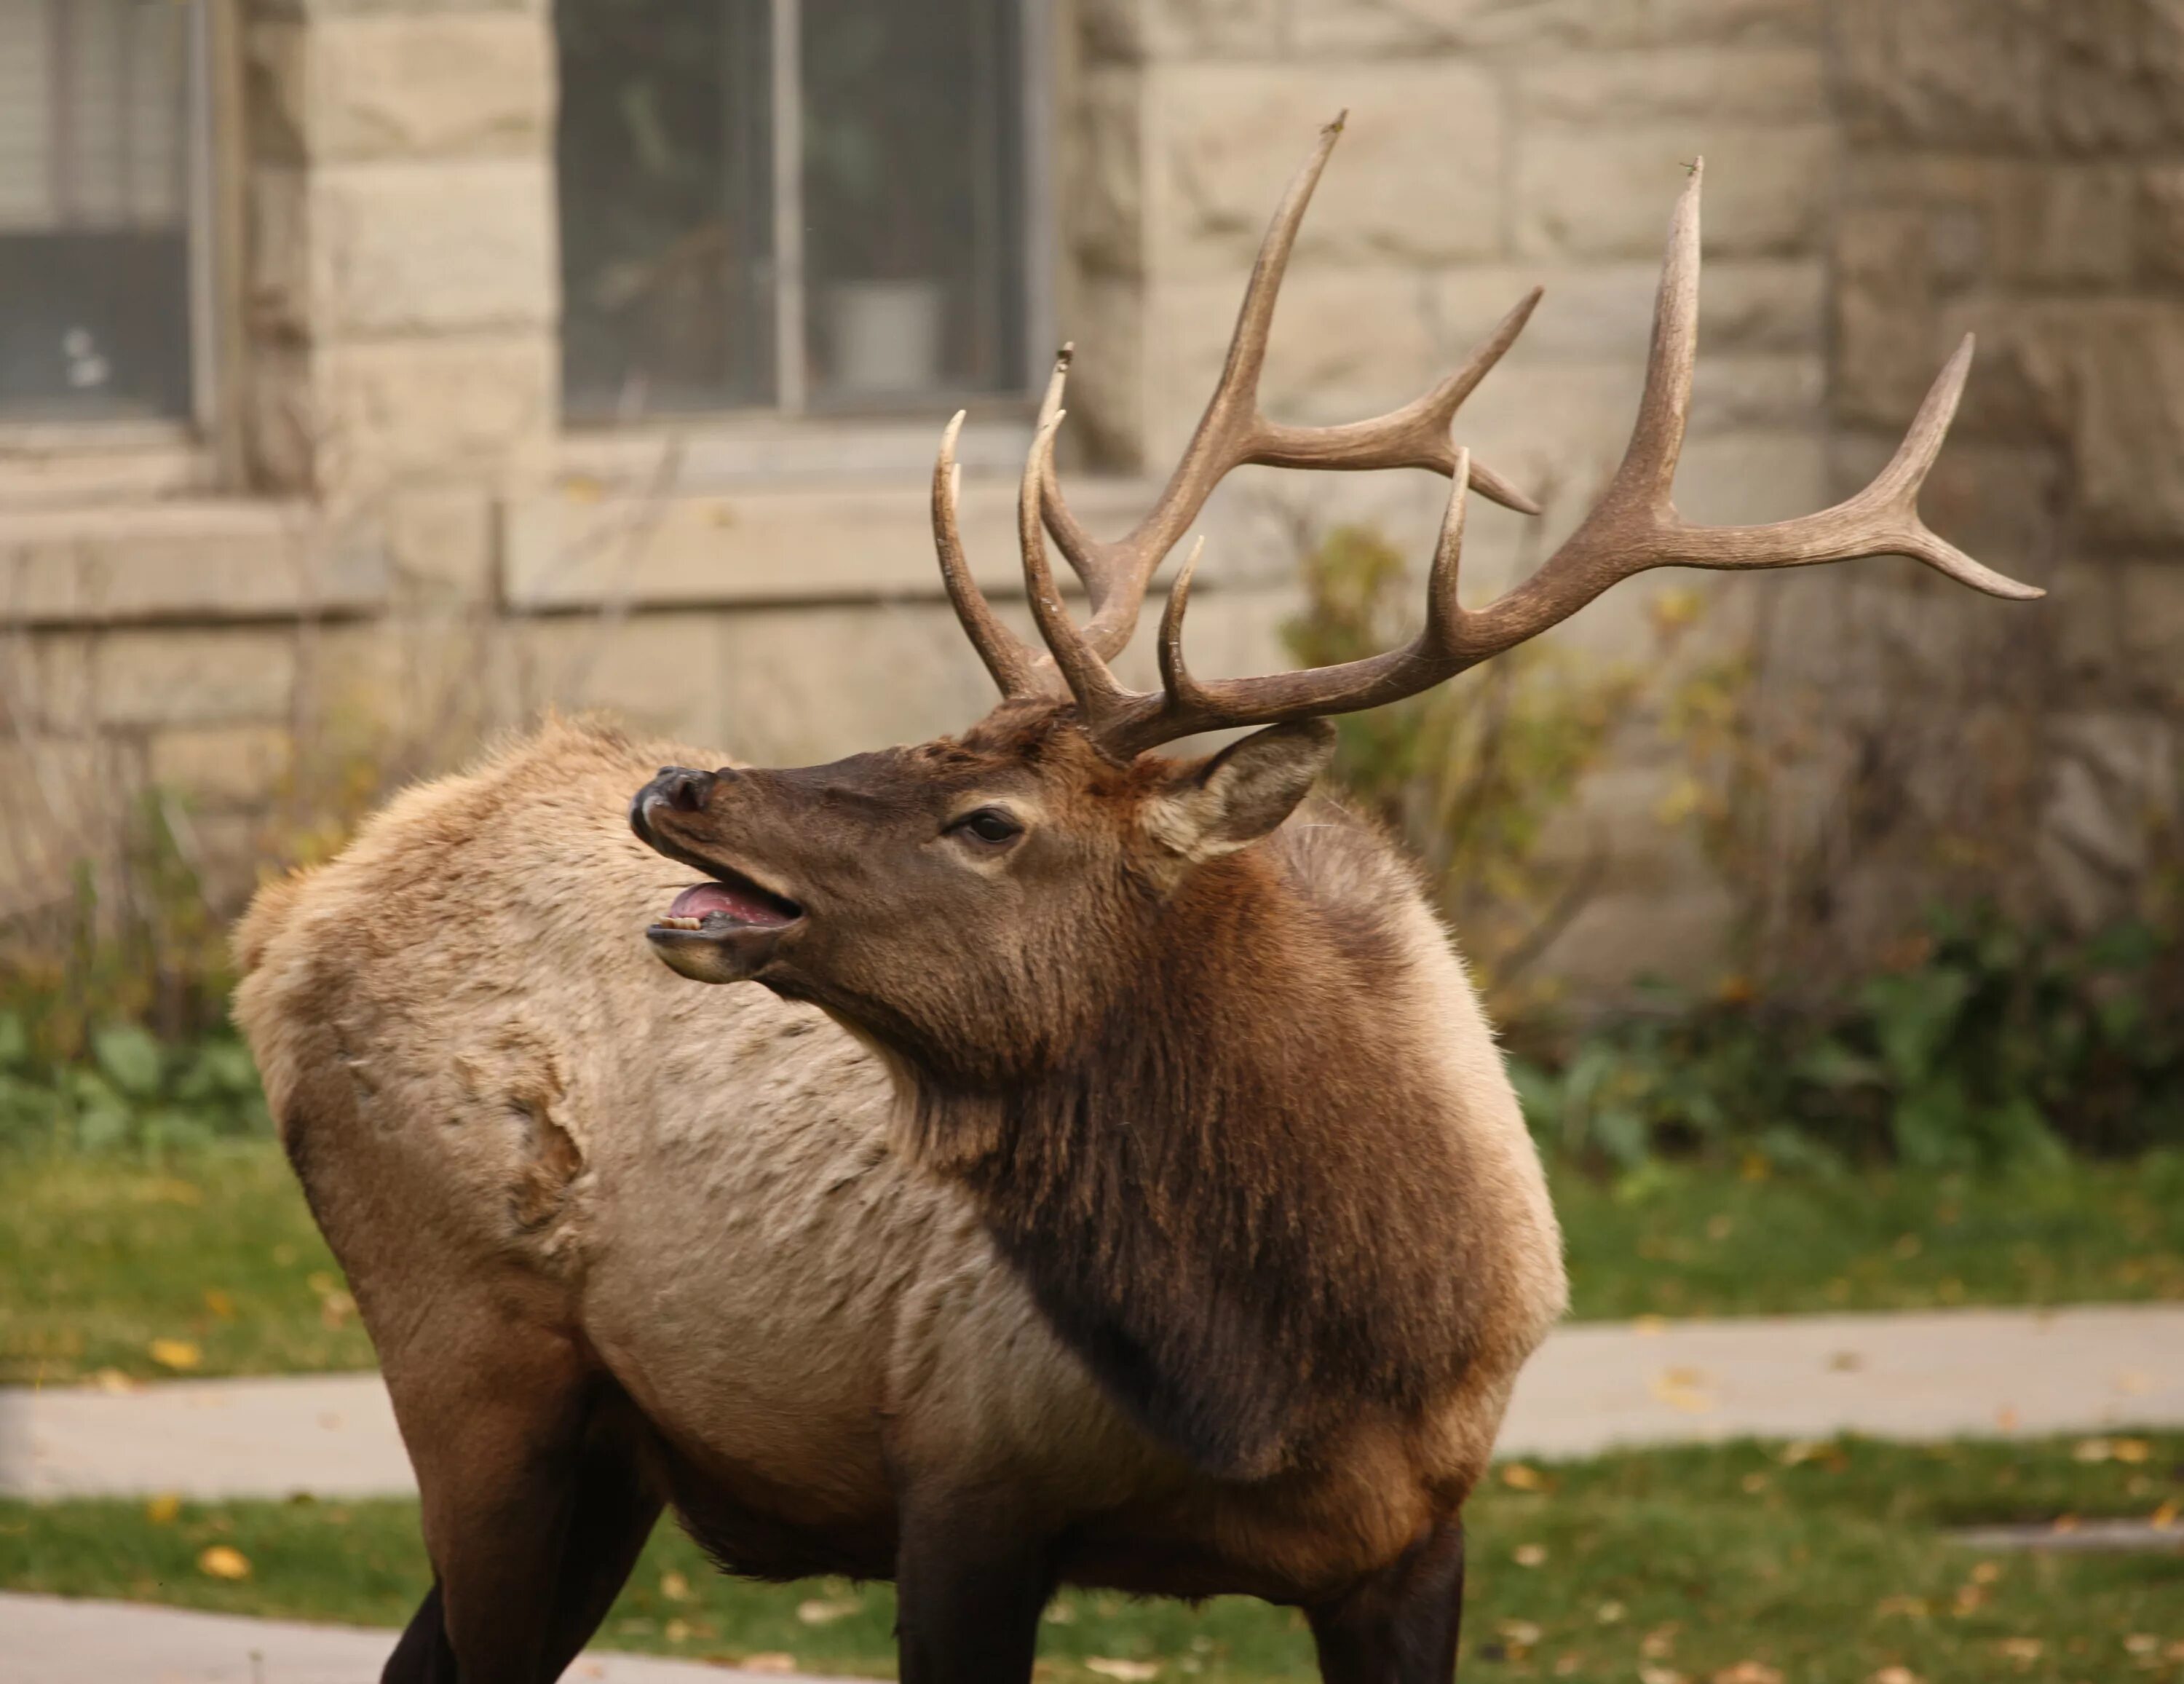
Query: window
556 0 1036 422
0 0 205 423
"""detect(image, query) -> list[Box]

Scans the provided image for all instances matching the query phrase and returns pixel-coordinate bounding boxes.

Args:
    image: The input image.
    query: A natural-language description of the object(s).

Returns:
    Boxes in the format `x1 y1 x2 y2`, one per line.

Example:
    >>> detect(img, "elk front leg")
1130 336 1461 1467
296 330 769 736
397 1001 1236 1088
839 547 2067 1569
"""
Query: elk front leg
1305 1519 1468 1684
892 1493 1057 1684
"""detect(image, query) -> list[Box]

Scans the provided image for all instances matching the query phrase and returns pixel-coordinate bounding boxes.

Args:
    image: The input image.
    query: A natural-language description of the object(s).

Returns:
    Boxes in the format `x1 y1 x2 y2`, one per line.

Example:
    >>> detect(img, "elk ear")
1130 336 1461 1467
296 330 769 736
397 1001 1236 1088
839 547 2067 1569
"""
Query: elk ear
1146 719 1336 862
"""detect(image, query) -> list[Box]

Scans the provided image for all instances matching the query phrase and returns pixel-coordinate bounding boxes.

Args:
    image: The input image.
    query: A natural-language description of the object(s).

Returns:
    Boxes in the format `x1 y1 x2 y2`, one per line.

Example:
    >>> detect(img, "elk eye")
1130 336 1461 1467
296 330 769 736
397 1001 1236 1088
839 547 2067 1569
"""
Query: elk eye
951 807 1024 847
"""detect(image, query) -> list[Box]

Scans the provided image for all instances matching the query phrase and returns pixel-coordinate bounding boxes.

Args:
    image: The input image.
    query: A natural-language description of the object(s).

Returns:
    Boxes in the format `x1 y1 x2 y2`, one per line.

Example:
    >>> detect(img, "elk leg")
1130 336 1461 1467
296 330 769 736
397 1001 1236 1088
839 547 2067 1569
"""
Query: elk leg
1305 1519 1468 1684
892 1497 1056 1684
384 1439 660 1684
381 1329 660 1684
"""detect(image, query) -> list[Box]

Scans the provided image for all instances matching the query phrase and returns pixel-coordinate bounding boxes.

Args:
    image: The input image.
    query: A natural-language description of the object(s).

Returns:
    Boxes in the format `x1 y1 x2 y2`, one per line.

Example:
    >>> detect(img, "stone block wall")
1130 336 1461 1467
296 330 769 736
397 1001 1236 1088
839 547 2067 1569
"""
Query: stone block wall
4 0 2178 1000
1824 0 2184 933
241 0 557 529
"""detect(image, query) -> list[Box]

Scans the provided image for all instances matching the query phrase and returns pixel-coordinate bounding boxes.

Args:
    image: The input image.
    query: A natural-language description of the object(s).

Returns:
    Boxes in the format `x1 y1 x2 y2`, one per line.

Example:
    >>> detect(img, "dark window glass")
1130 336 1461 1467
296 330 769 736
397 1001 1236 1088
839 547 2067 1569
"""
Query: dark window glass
555 0 1026 420
557 0 774 419
801 0 1024 408
0 0 194 422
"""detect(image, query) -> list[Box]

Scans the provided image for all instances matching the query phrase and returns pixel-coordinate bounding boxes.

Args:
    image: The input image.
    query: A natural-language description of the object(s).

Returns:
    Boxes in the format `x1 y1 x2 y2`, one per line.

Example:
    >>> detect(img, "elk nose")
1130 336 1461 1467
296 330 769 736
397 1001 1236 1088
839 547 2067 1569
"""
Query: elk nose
657 767 716 813
630 766 718 842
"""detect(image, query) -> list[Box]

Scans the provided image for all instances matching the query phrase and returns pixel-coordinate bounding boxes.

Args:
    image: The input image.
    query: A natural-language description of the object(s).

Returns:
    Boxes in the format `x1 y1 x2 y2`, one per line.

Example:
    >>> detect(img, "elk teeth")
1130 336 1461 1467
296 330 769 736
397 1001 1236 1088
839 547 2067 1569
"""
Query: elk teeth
657 915 704 930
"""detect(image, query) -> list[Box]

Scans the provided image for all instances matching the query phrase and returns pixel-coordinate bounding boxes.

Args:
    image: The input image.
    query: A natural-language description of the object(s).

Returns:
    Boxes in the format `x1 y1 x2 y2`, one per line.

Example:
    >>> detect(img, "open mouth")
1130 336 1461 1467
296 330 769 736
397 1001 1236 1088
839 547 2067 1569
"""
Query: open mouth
650 867 804 936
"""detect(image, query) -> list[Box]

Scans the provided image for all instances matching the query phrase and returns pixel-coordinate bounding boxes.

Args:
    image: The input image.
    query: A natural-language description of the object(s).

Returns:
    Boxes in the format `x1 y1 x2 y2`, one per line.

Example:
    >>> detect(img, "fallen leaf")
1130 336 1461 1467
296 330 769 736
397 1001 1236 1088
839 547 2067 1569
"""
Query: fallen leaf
1827 1351 1864 1372
1649 1367 1716 1414
1874 1597 1928 1620
740 1655 796 1675
2151 1499 2180 1529
1740 1472 1770 1494
797 1598 859 1626
2125 1635 2159 1657
197 1545 250 1581
1994 1637 2043 1665
202 1289 237 1320
665 1620 692 1644
149 1339 201 1372
1632 1315 1669 1336
2114 1438 2151 1463
1498 1619 1543 1648
1712 1665 1782 1684
2073 1437 2113 1463
1085 1661 1161 1682
1595 1600 1627 1625
1970 1562 2002 1586
1641 1624 1681 1660
144 1493 181 1525
1638 1667 1685 1684
1042 1602 1078 1625
660 1570 691 1602
1870 1669 1922 1684
1892 1233 1922 1260
90 1369 141 1394
1513 1543 1548 1568
1500 1463 1545 1491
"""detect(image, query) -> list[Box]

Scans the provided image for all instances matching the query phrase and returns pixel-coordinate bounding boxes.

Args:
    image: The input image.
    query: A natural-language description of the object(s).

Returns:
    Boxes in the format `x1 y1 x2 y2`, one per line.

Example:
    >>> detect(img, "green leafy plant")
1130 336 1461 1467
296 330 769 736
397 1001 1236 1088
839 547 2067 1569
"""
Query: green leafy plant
1515 906 2184 1174
1282 523 1685 1011
0 1010 269 1154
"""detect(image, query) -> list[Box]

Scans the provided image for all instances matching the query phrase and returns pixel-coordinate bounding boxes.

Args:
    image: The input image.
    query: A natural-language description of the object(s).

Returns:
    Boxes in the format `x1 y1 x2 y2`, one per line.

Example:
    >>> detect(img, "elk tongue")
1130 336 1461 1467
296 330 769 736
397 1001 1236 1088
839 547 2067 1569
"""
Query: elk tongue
667 879 797 928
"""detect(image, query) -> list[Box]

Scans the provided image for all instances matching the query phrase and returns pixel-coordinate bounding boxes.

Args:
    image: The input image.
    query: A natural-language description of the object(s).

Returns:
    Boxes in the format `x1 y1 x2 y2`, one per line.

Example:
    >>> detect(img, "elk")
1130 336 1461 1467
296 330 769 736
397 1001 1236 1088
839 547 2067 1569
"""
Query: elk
234 122 2036 1684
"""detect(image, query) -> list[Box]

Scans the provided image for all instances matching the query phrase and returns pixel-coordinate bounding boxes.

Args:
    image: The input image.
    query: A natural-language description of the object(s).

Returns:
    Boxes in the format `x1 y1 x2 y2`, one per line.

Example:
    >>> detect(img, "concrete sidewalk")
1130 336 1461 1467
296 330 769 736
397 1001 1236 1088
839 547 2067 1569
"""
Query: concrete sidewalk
4 1304 2180 1500
1 1595 864 1684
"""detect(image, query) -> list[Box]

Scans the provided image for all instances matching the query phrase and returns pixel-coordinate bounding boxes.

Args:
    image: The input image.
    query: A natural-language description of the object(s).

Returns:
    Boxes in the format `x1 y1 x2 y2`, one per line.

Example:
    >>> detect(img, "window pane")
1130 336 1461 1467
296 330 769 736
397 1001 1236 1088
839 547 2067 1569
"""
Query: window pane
0 0 194 422
558 0 774 419
802 0 1024 408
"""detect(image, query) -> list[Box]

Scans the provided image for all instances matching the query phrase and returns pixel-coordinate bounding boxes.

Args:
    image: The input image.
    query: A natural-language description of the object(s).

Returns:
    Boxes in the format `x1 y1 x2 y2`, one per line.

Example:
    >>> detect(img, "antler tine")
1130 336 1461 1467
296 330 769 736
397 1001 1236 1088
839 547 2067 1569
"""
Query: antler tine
1037 114 1543 669
1070 455 1480 762
1055 160 2041 764
1018 411 1136 727
1453 161 2042 660
933 410 1042 697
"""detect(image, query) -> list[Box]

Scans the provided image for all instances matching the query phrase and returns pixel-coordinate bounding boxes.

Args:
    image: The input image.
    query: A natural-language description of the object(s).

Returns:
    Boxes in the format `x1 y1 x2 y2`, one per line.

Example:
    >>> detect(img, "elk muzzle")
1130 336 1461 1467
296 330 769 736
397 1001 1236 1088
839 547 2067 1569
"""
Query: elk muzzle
632 766 807 985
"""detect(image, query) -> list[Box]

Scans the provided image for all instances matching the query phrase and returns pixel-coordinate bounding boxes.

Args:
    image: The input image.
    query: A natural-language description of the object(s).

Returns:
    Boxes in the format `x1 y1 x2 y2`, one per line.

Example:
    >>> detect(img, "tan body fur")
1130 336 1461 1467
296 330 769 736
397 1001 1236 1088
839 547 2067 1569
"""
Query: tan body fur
236 717 1565 1604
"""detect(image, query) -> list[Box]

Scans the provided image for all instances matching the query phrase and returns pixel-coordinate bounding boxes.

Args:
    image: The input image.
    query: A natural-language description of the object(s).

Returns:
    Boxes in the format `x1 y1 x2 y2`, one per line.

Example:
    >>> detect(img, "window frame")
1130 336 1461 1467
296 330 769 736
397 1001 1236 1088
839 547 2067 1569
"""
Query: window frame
558 0 1054 442
0 0 228 451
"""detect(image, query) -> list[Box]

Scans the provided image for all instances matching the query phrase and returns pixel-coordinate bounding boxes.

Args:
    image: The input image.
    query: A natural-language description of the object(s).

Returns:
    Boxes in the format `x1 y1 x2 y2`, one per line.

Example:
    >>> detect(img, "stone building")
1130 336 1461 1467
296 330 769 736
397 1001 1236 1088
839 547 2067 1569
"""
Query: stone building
1 0 2177 992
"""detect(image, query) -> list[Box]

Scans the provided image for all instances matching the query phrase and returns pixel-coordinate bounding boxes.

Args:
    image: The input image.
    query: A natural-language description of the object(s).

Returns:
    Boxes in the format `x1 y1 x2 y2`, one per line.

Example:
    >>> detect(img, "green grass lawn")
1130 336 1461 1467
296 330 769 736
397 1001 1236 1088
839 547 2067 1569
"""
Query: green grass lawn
5 1142 2180 1385
4 1434 2179 1683
0 1143 371 1385
1554 1150 2184 1321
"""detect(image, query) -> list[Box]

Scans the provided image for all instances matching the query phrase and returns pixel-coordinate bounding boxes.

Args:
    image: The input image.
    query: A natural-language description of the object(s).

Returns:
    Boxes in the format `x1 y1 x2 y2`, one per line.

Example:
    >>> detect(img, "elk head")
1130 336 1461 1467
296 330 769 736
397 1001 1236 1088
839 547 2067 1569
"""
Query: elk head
630 118 2038 1090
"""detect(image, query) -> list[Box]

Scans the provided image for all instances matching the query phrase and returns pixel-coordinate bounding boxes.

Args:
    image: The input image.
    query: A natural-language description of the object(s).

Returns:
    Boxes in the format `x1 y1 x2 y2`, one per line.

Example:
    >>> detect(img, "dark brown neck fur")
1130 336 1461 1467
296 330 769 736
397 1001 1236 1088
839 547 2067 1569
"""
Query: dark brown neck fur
900 818 1498 1479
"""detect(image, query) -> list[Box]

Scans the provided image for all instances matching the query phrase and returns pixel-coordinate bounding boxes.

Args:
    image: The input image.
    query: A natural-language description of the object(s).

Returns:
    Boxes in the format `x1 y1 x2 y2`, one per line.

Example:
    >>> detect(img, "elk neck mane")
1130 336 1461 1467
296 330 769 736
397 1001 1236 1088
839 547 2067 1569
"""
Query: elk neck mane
890 799 1511 1481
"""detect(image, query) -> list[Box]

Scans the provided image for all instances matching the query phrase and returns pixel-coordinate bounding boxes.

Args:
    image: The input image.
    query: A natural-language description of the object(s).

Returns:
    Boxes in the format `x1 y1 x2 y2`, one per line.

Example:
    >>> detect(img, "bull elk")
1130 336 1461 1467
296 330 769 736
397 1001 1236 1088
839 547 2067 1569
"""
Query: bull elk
234 122 2036 1684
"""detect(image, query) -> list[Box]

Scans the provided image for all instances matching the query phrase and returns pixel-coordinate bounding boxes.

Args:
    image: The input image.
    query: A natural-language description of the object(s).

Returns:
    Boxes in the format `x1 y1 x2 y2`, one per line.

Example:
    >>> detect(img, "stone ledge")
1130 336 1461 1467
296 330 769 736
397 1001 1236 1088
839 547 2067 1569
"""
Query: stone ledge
505 475 1191 612
0 501 387 627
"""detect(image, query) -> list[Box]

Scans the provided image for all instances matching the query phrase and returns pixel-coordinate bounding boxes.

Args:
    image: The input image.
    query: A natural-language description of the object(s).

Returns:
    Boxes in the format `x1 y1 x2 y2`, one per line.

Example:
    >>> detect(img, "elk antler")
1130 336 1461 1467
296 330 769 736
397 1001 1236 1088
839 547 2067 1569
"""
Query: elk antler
1017 157 2043 763
932 114 1539 697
